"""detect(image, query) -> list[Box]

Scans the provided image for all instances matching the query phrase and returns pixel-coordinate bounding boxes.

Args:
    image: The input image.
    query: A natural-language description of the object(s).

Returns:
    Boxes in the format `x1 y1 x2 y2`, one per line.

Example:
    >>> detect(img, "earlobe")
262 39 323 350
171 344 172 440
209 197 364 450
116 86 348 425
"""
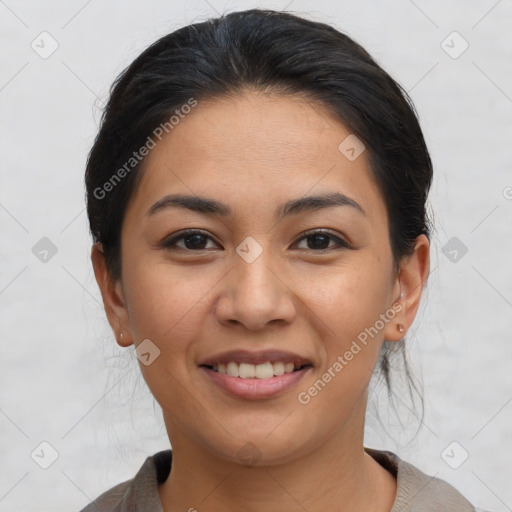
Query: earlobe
91 242 134 347
383 234 430 342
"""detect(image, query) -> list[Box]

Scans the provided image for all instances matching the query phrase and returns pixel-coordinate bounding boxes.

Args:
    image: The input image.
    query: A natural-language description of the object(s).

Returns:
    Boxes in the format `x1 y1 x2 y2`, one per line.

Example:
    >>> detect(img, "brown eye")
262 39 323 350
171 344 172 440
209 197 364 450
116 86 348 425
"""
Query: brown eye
294 230 350 251
161 230 220 251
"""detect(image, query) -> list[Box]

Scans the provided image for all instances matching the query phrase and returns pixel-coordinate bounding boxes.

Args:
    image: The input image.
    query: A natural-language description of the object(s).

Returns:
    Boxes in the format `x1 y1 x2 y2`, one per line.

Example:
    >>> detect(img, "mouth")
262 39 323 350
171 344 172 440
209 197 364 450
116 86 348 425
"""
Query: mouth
198 349 314 399
202 361 312 379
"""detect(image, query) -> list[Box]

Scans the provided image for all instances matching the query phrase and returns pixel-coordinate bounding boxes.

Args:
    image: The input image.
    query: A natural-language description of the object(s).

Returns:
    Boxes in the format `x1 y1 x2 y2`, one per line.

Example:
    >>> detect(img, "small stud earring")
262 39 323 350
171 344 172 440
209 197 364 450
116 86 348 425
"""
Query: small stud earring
397 324 405 333
120 332 124 341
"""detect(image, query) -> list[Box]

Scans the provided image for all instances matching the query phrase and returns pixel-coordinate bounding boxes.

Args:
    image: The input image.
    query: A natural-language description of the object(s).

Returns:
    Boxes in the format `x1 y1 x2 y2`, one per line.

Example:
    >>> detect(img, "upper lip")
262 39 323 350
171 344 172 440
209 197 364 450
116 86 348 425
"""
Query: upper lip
199 349 313 368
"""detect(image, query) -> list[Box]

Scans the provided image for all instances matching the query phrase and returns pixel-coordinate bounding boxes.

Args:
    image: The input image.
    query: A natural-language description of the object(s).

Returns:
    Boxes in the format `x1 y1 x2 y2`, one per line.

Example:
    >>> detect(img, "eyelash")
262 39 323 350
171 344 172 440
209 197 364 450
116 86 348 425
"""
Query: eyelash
160 229 351 252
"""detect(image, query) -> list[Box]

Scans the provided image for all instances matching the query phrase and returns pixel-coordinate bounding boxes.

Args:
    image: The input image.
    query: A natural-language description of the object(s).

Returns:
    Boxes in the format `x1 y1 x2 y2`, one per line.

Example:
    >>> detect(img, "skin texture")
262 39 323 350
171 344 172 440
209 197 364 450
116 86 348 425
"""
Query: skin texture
92 90 430 511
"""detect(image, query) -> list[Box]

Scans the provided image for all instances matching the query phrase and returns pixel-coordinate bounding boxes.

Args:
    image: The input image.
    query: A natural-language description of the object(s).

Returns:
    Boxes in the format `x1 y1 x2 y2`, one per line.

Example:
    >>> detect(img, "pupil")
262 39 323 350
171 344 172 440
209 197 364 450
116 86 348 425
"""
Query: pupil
186 234 206 249
309 234 329 250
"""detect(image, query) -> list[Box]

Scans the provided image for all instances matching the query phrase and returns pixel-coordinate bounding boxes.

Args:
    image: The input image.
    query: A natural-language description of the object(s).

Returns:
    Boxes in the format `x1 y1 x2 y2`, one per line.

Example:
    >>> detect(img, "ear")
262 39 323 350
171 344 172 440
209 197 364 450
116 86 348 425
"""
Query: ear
383 234 430 342
91 242 133 347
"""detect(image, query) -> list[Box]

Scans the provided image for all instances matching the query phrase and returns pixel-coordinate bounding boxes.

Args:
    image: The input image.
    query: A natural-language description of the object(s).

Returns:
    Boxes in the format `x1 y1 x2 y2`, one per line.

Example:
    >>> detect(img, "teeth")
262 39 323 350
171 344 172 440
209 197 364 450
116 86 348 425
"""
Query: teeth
213 361 301 379
255 362 273 379
273 361 285 375
239 362 255 378
227 361 239 377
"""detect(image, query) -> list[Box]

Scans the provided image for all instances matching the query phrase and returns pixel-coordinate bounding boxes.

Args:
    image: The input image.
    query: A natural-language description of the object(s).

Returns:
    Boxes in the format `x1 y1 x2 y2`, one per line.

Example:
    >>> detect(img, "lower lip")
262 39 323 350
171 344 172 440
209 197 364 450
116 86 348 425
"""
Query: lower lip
199 366 312 400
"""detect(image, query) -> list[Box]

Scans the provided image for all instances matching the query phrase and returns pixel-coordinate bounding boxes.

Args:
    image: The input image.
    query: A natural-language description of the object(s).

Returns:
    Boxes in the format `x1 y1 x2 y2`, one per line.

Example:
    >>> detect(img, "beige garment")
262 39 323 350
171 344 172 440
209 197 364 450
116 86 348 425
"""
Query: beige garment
79 447 484 511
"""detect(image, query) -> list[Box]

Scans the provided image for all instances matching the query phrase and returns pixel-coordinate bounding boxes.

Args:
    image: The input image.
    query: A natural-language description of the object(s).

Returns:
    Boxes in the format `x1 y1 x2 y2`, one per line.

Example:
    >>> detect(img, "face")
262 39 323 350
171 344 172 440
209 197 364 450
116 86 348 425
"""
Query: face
95 91 425 466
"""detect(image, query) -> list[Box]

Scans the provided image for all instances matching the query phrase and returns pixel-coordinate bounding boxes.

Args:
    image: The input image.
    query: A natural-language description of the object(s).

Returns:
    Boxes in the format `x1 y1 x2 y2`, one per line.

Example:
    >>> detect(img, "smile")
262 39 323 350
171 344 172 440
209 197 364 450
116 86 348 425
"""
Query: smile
208 361 306 379
200 363 313 400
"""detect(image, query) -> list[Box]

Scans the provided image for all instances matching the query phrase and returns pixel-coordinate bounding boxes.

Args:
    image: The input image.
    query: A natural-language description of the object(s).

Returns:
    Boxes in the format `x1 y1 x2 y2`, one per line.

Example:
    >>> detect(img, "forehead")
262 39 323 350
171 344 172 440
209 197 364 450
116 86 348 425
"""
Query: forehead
125 91 387 225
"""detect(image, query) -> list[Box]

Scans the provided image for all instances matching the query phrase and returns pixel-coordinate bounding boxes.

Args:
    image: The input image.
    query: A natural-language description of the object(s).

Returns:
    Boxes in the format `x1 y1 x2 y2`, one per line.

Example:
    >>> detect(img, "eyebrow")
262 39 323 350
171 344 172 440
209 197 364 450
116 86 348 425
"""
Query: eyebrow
146 192 366 219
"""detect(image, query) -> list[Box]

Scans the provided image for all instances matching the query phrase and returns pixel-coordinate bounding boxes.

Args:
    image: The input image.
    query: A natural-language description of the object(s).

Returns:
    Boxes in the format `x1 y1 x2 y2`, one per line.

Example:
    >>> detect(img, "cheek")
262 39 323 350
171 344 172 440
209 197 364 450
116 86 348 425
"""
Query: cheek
121 259 216 411
123 257 217 348
306 261 391 343
299 260 392 403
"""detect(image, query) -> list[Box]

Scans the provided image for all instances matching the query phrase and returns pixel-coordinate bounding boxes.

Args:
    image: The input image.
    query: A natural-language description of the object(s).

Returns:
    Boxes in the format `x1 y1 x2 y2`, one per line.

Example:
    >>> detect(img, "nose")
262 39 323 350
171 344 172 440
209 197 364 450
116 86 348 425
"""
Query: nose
214 248 297 331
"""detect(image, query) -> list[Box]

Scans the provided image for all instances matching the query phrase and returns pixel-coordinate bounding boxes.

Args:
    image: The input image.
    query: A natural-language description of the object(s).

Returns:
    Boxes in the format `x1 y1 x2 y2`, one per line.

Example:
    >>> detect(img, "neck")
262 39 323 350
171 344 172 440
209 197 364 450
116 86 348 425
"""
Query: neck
158 402 396 512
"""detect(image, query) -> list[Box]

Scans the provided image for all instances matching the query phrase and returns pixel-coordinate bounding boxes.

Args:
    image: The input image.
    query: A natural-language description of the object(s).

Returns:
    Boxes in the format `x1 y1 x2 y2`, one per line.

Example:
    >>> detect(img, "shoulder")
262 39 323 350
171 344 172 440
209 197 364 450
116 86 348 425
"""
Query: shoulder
79 478 133 512
365 447 489 512
78 450 172 512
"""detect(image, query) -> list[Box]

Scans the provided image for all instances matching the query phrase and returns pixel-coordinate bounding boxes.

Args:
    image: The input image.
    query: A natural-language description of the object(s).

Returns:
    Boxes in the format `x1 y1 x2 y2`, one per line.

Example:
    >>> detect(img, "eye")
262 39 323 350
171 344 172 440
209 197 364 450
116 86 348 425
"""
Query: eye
160 229 350 252
293 230 350 251
161 230 220 251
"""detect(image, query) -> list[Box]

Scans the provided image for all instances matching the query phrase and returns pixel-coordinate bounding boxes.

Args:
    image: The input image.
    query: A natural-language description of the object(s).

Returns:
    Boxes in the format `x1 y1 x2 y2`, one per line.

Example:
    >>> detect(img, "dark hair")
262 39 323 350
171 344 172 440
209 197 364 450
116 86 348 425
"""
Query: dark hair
85 8 432 427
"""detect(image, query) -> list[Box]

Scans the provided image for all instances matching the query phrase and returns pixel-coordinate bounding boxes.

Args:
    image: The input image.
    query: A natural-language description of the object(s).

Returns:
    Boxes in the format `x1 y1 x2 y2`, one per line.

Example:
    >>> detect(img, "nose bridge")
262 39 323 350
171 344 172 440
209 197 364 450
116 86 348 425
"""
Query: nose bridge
234 240 280 309
215 238 295 330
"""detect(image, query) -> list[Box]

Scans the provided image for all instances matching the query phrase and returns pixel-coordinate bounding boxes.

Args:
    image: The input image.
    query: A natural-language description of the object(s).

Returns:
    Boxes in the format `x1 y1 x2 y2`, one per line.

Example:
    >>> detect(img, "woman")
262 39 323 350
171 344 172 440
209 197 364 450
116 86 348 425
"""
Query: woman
81 8 484 511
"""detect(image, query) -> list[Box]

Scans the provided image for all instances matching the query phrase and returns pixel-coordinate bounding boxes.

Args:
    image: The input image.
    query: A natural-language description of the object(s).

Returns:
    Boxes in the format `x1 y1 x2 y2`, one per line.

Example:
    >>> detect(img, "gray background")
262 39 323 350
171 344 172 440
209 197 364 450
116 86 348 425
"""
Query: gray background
0 1 511 511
